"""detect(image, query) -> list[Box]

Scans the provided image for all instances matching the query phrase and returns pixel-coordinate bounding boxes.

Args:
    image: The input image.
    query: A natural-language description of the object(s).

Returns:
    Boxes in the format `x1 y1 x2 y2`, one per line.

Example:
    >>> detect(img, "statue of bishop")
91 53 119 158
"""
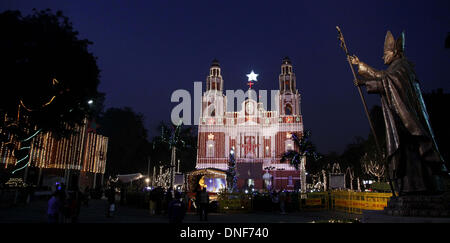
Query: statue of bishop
350 31 448 195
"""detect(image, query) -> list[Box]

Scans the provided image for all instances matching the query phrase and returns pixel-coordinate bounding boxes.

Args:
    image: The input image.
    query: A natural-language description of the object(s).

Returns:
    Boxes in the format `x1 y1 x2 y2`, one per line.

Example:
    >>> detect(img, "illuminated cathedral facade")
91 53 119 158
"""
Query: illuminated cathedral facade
196 57 306 191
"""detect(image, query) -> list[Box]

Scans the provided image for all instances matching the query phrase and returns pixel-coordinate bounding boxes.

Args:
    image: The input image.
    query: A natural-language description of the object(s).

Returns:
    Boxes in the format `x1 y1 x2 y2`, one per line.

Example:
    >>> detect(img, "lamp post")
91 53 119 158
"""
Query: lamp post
227 147 237 192
264 166 275 191
145 178 150 188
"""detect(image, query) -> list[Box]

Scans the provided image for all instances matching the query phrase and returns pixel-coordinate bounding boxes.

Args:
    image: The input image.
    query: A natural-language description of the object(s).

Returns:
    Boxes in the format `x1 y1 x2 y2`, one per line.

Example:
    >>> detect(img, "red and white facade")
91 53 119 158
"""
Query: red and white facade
196 58 306 191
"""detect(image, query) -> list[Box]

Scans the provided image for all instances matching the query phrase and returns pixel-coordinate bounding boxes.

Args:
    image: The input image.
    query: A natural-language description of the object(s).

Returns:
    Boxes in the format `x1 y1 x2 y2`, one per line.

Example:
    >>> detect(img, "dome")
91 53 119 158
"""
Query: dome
282 56 291 65
211 58 220 67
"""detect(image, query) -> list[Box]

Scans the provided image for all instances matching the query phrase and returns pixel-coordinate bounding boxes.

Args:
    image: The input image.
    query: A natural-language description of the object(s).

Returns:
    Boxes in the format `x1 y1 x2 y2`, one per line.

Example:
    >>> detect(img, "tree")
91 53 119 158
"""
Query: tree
227 147 237 192
280 130 321 192
0 9 102 136
361 151 386 182
339 136 366 190
151 121 197 188
0 9 102 175
280 130 321 170
97 107 150 177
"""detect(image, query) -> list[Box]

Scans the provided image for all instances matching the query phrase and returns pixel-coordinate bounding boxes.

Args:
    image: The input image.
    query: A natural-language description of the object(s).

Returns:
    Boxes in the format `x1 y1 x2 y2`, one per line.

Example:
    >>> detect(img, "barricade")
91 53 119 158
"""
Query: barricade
300 191 392 214
299 192 329 211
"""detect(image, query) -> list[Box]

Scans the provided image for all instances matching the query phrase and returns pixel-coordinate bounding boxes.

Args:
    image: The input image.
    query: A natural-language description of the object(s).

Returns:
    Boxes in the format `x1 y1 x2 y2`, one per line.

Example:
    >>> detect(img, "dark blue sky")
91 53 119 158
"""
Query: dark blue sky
2 0 450 154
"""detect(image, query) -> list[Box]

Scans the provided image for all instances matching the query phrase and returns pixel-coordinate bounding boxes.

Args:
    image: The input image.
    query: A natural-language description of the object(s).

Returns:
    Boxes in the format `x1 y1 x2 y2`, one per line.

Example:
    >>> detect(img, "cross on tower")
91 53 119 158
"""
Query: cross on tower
246 70 258 89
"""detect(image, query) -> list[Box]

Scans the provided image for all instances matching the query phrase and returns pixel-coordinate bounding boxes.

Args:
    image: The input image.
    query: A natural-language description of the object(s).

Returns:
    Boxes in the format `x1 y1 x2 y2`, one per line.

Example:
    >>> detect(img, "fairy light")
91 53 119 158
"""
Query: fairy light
5 78 68 174
21 129 42 142
196 61 307 191
14 155 29 166
12 161 30 174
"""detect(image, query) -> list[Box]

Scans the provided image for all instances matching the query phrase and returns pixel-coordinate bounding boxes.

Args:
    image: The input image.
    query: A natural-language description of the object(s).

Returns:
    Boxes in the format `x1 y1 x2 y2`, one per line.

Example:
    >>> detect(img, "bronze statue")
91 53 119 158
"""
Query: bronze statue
349 31 448 195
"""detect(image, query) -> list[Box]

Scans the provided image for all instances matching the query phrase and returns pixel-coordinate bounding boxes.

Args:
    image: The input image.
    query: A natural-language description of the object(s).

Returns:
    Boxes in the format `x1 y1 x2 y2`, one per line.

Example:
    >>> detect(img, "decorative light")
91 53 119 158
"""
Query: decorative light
208 133 214 140
21 129 42 142
87 100 94 105
246 70 258 82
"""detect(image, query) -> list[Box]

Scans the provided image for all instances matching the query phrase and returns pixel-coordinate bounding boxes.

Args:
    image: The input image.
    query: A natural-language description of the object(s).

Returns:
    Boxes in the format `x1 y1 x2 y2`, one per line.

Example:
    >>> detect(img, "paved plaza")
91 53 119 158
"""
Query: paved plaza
0 199 361 223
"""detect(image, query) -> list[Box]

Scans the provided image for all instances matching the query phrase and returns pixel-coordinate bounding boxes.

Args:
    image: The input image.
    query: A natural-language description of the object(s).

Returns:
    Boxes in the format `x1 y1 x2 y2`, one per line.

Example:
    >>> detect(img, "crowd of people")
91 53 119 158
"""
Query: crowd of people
46 182 296 223
270 190 291 214
47 184 90 223
147 186 211 223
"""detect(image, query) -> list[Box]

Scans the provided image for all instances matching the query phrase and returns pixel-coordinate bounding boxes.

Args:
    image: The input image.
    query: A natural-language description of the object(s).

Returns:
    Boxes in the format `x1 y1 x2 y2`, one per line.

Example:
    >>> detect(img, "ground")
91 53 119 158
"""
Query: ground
0 199 360 223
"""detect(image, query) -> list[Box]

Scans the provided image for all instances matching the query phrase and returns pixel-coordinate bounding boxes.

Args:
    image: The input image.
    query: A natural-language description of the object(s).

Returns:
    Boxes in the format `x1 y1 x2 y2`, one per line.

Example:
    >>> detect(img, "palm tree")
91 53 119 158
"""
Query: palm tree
280 130 321 192
280 130 321 170
152 121 193 189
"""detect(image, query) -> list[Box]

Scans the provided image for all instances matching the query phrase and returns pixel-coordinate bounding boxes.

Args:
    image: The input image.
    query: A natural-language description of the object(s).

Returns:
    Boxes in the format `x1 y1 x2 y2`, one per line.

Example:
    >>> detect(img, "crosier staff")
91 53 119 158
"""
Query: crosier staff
336 26 396 197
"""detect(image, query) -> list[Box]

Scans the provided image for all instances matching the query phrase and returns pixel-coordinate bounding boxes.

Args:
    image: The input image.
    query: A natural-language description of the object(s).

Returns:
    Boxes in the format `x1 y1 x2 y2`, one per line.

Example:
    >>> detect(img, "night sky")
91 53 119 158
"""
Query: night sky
2 1 450 154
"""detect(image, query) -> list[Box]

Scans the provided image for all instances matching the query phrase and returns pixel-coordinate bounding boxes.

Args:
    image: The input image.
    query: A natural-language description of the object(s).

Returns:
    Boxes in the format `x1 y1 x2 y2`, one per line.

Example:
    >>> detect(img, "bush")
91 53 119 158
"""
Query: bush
369 182 391 192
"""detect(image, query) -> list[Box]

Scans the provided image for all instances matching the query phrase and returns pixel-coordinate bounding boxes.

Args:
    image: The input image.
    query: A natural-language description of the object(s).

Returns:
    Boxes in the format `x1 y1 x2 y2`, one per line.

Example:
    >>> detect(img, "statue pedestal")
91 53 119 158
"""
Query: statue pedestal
383 192 450 217
362 210 450 223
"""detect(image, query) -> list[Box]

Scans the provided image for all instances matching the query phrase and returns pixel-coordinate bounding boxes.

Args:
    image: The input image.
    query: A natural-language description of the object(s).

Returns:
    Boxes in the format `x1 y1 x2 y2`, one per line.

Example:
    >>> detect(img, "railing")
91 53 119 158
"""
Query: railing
299 192 329 211
213 191 392 215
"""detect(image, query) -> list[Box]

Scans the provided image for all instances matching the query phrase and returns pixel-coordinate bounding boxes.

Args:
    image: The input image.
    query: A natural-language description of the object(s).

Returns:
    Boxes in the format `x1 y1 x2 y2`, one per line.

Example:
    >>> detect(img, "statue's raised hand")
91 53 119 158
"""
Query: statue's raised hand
349 55 360 65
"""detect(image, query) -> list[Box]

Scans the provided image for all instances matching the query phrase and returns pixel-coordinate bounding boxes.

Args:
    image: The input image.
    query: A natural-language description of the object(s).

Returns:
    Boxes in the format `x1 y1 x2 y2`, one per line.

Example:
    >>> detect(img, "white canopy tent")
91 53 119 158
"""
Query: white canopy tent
116 173 144 183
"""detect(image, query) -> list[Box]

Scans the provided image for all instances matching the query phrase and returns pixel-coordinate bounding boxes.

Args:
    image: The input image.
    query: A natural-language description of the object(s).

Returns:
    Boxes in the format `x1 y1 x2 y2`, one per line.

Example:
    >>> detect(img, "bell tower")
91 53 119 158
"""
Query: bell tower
201 59 226 123
279 57 301 116
206 59 223 92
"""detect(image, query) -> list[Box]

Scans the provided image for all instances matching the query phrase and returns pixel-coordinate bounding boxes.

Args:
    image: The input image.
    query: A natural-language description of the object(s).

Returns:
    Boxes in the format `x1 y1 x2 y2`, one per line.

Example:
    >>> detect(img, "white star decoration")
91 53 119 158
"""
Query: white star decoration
246 70 258 82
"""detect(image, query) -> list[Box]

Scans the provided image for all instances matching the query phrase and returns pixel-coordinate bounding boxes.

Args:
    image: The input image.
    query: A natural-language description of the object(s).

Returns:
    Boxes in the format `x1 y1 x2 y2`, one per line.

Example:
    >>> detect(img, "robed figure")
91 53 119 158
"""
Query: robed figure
350 31 448 195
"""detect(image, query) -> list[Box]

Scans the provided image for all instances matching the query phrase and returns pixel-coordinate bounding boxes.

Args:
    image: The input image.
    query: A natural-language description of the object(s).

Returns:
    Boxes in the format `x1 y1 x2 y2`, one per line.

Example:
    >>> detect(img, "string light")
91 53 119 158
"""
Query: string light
21 129 42 142
14 155 29 166
196 61 309 191
5 77 59 174
12 160 30 175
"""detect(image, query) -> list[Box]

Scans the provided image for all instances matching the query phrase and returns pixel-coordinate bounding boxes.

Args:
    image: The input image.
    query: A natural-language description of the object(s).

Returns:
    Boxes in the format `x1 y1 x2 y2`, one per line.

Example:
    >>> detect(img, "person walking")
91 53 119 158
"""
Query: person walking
198 187 209 221
279 190 287 214
168 192 186 224
164 188 173 214
47 191 62 223
83 186 90 207
149 188 156 215
106 186 116 218
271 190 279 212
195 188 201 215
71 190 82 223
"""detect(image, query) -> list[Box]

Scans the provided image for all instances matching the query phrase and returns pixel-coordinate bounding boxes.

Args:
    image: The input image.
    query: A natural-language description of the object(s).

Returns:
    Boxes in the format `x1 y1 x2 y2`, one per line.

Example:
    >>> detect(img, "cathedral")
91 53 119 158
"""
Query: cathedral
195 57 306 192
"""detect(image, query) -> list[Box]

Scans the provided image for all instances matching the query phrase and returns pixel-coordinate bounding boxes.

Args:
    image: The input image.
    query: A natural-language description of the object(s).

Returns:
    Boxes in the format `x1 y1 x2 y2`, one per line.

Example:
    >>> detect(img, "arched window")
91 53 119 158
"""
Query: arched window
285 104 292 115
208 104 216 117
285 140 294 152
206 140 215 157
